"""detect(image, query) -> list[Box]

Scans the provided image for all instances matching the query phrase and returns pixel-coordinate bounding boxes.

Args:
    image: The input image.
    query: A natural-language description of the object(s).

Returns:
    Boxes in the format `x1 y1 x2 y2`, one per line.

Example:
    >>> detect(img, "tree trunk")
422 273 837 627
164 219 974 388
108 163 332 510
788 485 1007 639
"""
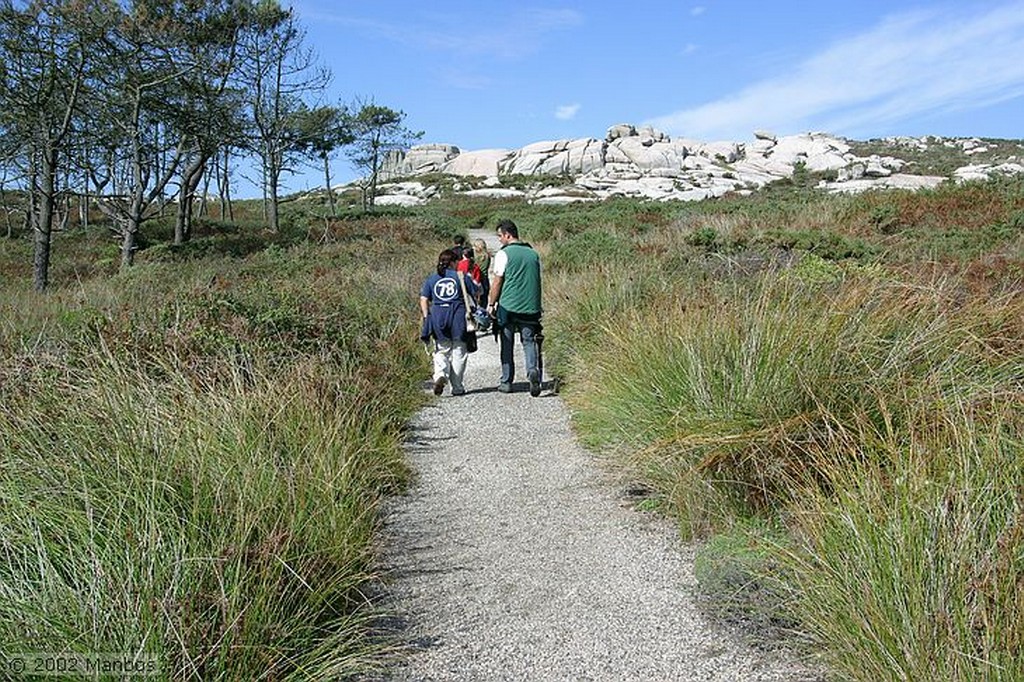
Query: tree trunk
121 194 144 269
1 180 13 238
174 194 191 245
122 132 146 269
27 157 38 240
120 225 136 269
175 155 206 244
368 142 379 209
32 148 58 292
198 169 210 218
322 154 336 216
33 223 52 292
265 144 280 231
80 173 90 230
217 148 232 221
261 161 268 221
224 149 233 222
267 178 279 231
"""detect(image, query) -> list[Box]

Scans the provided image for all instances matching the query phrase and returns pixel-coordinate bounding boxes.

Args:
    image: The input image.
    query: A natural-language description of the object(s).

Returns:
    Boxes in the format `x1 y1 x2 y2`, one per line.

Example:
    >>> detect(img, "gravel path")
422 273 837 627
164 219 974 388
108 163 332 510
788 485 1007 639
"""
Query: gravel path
375 233 821 681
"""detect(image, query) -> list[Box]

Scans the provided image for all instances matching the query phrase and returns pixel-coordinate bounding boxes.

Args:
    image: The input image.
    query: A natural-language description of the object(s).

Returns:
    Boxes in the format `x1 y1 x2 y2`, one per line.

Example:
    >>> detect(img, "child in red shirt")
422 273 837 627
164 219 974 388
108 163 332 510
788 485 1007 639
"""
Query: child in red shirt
456 248 484 304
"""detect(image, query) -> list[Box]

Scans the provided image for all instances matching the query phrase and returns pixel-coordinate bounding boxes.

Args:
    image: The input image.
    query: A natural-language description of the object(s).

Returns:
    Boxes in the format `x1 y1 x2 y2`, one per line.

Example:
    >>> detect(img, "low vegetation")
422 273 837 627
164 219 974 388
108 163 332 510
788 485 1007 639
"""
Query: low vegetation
0 211 436 679
535 176 1023 681
0 172 1021 680
848 137 1024 176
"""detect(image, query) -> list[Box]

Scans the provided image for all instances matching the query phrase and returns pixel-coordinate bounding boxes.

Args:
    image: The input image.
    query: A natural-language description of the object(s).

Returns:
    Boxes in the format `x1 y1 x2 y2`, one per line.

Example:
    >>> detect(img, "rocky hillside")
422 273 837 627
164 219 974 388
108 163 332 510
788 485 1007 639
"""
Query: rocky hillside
366 124 1024 206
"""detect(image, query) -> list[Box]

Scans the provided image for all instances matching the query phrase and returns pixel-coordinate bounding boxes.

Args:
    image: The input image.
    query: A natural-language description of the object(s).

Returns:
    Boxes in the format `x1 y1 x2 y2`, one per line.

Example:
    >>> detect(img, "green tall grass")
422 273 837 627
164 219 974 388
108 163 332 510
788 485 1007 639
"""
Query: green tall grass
1 354 401 677
0 225 434 679
541 180 1023 679
776 398 1023 680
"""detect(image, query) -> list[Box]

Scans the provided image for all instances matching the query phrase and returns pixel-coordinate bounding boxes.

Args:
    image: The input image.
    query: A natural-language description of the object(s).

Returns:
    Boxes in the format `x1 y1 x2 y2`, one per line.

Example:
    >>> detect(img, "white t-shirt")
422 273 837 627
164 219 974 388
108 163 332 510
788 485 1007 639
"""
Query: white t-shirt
492 249 508 277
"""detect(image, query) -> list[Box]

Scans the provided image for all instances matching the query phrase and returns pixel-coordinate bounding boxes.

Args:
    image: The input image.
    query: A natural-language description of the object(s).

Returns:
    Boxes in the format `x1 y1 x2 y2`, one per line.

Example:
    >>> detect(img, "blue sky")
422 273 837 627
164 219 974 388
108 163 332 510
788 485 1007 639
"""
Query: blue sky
272 0 1024 195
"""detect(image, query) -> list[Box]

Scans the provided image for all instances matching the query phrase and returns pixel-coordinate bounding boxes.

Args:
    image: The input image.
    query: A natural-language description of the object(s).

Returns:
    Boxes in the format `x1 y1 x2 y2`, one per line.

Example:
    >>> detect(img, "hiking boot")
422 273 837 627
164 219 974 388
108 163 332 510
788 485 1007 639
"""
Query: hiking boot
432 376 447 396
528 370 541 397
497 382 512 393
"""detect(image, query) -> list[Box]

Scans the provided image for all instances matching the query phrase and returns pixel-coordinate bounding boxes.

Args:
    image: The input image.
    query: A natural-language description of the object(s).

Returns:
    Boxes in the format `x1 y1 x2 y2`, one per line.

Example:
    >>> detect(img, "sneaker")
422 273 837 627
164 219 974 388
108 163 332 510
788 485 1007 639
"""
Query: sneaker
451 388 466 396
528 370 541 397
432 376 447 396
497 382 512 393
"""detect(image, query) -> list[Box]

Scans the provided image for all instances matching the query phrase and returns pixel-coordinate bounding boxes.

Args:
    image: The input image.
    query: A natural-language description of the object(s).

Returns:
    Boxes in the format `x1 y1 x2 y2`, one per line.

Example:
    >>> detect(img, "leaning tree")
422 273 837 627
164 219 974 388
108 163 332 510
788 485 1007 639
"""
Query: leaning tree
290 103 353 216
345 102 422 210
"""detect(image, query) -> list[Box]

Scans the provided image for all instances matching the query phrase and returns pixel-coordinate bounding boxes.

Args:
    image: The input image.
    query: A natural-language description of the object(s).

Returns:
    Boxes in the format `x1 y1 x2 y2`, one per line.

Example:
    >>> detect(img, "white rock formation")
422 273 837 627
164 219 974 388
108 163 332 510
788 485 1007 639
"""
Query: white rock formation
605 136 687 171
375 194 426 207
606 123 637 141
381 144 460 179
441 149 509 177
364 124 1024 205
499 138 605 176
954 162 1024 182
822 173 946 194
460 188 527 199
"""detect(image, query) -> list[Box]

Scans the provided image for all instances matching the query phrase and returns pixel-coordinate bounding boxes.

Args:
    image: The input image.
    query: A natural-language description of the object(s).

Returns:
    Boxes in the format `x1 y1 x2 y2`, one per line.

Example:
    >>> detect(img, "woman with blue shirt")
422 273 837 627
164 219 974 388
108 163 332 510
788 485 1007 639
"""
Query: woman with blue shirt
420 248 479 396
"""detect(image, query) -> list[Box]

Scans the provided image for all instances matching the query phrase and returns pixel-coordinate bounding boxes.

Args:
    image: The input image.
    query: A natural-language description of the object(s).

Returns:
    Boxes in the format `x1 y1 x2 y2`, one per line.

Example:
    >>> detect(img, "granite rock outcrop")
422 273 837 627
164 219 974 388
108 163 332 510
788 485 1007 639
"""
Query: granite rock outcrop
363 124 1023 206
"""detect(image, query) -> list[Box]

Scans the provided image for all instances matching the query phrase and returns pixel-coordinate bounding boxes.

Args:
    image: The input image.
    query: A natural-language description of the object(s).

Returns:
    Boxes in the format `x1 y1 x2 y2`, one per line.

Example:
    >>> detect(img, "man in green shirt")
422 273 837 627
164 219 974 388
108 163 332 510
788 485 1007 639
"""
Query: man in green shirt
486 219 543 397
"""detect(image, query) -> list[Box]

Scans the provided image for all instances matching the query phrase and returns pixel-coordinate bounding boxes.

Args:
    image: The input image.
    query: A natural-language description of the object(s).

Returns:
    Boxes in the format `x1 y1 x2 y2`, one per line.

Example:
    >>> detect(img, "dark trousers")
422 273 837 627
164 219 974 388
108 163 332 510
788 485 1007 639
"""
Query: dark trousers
497 309 542 385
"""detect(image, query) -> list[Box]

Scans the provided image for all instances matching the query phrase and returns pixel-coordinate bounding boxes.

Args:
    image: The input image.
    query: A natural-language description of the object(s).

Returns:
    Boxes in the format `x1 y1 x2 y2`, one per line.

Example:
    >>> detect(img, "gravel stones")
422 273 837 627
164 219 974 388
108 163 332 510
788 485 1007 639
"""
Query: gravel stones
374 332 821 681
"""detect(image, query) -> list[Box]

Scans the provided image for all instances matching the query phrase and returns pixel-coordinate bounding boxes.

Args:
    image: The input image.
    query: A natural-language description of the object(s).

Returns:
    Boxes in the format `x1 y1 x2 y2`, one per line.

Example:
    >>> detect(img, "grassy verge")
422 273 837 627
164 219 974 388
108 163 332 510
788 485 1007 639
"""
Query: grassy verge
777 397 1022 680
0 218 436 679
536 177 1024 679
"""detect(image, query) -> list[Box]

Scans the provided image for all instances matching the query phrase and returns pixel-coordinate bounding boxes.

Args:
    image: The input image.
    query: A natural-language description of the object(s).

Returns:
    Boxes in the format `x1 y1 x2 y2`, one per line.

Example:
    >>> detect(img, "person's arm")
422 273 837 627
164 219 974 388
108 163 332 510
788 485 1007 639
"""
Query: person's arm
488 250 506 312
419 295 430 319
487 274 503 312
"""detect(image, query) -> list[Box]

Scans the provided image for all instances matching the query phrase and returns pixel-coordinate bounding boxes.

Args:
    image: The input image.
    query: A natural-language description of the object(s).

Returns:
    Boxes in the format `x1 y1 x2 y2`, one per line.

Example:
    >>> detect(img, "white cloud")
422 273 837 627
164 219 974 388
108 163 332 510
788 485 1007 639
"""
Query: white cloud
555 104 581 120
307 8 583 61
646 2 1024 140
690 6 706 17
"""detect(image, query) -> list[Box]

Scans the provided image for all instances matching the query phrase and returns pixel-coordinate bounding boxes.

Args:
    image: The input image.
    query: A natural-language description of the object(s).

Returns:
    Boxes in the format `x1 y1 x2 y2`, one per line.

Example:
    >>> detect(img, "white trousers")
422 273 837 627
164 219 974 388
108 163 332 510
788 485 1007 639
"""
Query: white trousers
433 339 468 392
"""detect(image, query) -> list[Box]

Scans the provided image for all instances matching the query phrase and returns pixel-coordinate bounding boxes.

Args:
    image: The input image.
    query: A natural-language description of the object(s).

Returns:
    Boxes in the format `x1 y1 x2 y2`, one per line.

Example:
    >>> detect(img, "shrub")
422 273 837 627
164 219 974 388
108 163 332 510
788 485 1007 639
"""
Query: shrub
546 229 633 272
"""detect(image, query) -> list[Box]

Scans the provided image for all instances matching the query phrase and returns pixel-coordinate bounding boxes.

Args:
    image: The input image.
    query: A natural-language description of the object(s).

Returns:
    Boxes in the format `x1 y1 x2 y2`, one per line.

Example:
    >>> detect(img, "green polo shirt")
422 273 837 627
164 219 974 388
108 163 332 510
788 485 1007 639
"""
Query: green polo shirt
498 242 542 314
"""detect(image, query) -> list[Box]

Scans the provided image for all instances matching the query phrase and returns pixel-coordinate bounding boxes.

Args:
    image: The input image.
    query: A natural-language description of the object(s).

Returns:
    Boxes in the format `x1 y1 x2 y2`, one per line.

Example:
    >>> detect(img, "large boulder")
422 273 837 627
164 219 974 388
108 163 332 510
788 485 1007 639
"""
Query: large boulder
460 187 527 199
442 149 510 177
636 125 669 145
380 143 460 179
954 162 1024 182
375 194 426 207
695 141 744 164
404 143 461 172
500 138 605 175
765 133 850 172
606 123 636 141
372 181 434 206
823 173 946 194
606 136 686 170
